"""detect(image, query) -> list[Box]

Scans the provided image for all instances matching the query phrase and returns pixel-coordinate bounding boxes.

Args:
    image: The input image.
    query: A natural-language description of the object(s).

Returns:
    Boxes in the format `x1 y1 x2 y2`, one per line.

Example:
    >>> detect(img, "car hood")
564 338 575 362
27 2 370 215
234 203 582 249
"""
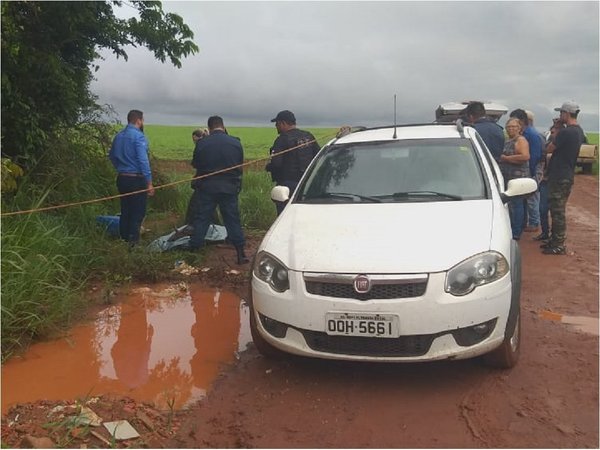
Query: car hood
262 201 494 273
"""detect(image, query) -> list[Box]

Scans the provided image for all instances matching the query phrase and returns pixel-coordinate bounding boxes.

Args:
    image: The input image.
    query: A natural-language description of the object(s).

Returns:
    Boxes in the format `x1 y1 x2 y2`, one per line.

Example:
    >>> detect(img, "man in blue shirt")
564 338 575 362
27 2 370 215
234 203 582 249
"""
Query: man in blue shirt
188 116 248 264
463 102 505 161
109 110 154 244
509 109 543 232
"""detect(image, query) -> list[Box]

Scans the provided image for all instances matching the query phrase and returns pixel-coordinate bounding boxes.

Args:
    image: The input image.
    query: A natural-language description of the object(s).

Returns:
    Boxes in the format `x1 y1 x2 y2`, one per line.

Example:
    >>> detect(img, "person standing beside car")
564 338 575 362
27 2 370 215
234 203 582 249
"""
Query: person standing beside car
184 128 209 227
266 110 320 215
463 101 505 161
109 109 155 246
188 116 249 264
509 109 543 233
534 119 565 242
499 118 530 241
541 101 587 255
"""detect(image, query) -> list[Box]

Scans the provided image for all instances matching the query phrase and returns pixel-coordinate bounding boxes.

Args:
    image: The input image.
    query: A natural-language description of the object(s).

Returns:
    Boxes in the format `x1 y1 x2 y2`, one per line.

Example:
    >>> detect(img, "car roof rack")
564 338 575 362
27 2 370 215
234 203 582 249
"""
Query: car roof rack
350 122 462 132
333 122 469 143
435 101 508 124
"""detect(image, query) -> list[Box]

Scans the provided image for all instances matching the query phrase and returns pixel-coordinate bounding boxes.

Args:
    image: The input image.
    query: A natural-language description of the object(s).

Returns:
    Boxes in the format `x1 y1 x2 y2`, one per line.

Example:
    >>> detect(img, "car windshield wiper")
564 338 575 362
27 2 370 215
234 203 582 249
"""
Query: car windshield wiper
307 192 382 203
390 191 463 201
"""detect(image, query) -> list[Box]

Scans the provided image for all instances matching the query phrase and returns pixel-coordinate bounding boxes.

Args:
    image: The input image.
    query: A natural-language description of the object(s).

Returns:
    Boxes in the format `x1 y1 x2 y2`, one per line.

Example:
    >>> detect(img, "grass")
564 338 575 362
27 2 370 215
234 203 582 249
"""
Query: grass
144 125 339 160
1 212 93 358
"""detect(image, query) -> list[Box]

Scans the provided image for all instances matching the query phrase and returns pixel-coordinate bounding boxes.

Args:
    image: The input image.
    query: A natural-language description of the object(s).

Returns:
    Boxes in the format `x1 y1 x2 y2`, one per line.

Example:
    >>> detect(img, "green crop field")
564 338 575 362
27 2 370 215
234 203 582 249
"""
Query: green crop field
144 125 339 161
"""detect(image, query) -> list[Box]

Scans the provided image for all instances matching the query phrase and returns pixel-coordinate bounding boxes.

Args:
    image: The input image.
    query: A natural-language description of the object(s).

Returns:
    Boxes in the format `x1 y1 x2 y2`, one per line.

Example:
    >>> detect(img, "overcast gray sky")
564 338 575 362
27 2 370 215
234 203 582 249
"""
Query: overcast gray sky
91 1 600 131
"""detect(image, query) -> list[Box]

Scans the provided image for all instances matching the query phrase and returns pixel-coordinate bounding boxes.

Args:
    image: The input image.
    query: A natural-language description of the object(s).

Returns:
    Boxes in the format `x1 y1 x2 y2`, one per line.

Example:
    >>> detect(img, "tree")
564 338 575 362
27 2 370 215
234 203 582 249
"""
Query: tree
1 1 198 165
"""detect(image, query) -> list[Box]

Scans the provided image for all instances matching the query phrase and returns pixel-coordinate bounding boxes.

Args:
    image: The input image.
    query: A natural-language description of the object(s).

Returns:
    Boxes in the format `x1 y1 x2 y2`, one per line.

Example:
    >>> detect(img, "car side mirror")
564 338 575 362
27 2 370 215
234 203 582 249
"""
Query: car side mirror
271 186 290 202
501 178 538 204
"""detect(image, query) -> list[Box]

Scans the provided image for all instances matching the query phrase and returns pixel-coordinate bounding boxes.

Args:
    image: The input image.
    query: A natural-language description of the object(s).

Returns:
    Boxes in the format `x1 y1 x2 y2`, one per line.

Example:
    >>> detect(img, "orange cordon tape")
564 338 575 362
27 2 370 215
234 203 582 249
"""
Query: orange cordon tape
0 133 340 217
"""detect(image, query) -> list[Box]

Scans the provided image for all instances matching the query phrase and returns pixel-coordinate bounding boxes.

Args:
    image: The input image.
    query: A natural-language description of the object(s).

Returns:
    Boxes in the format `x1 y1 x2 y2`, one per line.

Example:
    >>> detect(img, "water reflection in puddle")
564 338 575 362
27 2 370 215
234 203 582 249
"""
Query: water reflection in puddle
1 284 251 414
539 310 599 336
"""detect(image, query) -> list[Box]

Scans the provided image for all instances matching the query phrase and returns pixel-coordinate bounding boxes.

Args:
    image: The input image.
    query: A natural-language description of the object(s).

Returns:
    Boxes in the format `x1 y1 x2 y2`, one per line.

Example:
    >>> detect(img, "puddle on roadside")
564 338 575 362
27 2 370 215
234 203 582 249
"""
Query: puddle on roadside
1 283 251 415
539 310 599 336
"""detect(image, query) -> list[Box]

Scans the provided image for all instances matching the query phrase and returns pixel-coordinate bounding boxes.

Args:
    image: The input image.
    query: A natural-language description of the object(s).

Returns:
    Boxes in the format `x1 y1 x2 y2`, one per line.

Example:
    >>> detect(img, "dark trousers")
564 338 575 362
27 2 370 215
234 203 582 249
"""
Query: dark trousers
116 175 148 243
539 180 550 236
508 196 526 240
189 189 245 249
548 179 573 246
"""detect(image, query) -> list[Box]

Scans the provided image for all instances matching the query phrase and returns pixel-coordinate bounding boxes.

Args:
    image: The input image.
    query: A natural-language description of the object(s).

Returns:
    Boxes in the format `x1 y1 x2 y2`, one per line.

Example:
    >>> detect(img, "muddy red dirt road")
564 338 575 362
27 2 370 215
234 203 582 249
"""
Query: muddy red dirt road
2 176 598 448
167 175 599 449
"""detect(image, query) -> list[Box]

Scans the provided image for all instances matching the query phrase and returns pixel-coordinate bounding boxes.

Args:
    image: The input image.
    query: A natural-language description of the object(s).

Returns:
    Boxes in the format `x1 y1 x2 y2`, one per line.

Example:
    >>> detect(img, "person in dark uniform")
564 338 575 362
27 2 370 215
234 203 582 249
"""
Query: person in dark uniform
184 128 209 227
266 110 320 215
188 116 248 264
541 101 587 255
108 109 155 245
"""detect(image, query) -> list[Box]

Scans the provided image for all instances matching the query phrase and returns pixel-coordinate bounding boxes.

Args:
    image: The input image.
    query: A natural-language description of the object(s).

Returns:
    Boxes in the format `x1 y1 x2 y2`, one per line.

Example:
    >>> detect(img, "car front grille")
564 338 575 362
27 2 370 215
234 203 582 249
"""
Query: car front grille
305 280 427 300
258 314 498 358
301 330 438 357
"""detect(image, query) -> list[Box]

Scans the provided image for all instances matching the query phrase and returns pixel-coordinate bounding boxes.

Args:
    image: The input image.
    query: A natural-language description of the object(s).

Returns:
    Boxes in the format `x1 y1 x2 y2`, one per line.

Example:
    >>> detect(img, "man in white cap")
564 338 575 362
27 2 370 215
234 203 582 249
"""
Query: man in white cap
540 101 587 255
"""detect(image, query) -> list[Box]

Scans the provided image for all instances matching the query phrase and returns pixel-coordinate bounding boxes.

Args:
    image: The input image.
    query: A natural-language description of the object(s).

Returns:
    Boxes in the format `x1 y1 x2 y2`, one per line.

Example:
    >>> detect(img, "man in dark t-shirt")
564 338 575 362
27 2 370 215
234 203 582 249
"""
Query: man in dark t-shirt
542 101 586 255
266 110 320 215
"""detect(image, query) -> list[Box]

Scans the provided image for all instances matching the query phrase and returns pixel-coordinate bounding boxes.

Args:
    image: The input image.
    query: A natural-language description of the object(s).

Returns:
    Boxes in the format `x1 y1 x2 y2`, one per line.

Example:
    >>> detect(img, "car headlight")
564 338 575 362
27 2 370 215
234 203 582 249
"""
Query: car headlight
445 252 509 296
253 251 290 293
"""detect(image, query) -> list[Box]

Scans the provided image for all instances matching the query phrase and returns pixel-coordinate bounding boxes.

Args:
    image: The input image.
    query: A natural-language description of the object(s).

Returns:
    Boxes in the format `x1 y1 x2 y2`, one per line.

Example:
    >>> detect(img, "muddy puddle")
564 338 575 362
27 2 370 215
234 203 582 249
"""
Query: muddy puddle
539 310 599 336
1 283 251 415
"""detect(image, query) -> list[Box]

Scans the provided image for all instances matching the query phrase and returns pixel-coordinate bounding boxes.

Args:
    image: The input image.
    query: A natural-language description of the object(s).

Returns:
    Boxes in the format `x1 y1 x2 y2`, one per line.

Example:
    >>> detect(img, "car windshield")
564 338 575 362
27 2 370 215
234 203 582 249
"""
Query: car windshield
297 138 487 203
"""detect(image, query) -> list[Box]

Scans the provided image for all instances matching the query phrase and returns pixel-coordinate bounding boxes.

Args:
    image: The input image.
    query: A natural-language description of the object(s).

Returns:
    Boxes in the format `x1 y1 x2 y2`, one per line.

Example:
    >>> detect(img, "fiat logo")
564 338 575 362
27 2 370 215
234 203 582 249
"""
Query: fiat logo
353 275 371 294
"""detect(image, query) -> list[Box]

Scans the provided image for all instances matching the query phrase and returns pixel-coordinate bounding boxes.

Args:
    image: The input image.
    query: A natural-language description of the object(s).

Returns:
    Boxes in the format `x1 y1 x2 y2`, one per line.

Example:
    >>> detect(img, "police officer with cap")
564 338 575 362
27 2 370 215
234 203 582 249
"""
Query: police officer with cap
266 110 320 215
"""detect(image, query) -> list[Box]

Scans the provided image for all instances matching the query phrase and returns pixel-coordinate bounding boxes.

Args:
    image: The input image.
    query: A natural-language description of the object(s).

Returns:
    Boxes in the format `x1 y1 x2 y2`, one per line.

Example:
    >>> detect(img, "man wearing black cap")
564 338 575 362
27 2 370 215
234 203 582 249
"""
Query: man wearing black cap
541 101 587 255
266 110 321 215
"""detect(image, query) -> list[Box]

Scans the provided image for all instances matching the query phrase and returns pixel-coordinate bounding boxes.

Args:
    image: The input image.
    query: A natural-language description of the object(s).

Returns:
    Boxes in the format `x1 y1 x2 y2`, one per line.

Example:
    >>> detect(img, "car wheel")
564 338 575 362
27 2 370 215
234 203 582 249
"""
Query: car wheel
581 163 593 175
249 306 284 358
483 312 521 369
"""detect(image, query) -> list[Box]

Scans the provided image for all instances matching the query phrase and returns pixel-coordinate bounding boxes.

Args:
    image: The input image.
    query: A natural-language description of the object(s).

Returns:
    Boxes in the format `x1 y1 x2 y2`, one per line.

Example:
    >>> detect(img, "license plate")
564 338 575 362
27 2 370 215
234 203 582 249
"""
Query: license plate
325 312 399 338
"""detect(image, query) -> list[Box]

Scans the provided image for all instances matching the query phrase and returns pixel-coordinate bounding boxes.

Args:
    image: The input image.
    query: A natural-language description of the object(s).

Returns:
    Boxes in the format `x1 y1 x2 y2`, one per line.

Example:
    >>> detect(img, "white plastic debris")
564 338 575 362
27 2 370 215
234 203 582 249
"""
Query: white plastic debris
103 420 140 440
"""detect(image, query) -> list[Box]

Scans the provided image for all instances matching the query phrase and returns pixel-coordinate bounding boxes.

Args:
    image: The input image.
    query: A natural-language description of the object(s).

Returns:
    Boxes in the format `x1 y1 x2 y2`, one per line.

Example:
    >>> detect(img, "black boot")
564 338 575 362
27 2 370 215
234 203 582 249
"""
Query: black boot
235 246 249 265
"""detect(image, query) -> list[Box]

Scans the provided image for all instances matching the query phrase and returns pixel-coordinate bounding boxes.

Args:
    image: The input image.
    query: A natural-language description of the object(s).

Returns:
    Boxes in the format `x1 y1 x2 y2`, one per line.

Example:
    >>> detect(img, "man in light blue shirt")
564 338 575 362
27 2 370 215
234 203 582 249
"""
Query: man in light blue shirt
109 110 154 244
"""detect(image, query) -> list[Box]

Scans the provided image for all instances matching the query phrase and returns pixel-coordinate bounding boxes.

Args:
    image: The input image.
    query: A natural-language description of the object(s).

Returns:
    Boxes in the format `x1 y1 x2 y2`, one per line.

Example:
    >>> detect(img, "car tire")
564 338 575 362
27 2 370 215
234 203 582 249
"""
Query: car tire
581 163 593 175
249 306 284 358
483 312 521 369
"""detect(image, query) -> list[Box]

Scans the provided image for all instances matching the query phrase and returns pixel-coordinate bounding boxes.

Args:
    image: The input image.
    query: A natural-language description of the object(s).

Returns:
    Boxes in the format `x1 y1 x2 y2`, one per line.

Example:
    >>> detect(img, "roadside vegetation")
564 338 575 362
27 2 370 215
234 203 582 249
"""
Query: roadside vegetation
1 1 199 361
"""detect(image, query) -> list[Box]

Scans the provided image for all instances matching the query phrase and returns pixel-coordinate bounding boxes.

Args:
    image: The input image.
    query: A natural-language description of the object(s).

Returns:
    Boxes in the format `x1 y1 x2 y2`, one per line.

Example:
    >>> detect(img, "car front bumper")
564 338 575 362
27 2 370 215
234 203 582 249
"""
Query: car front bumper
251 271 511 362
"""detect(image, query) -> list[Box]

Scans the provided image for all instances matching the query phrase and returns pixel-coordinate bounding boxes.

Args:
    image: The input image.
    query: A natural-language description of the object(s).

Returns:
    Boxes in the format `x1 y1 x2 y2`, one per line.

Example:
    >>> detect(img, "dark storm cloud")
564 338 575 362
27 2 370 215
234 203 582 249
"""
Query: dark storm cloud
92 1 599 131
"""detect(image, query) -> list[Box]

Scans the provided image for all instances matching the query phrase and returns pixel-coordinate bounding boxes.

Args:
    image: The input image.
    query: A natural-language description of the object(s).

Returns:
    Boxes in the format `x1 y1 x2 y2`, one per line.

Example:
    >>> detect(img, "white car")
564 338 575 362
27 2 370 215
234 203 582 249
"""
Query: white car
250 123 537 368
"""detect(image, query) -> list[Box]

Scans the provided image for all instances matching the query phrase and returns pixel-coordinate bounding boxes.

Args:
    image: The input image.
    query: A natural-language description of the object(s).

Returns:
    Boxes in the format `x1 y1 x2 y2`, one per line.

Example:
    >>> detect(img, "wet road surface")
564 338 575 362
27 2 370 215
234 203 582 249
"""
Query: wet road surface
1 284 251 414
